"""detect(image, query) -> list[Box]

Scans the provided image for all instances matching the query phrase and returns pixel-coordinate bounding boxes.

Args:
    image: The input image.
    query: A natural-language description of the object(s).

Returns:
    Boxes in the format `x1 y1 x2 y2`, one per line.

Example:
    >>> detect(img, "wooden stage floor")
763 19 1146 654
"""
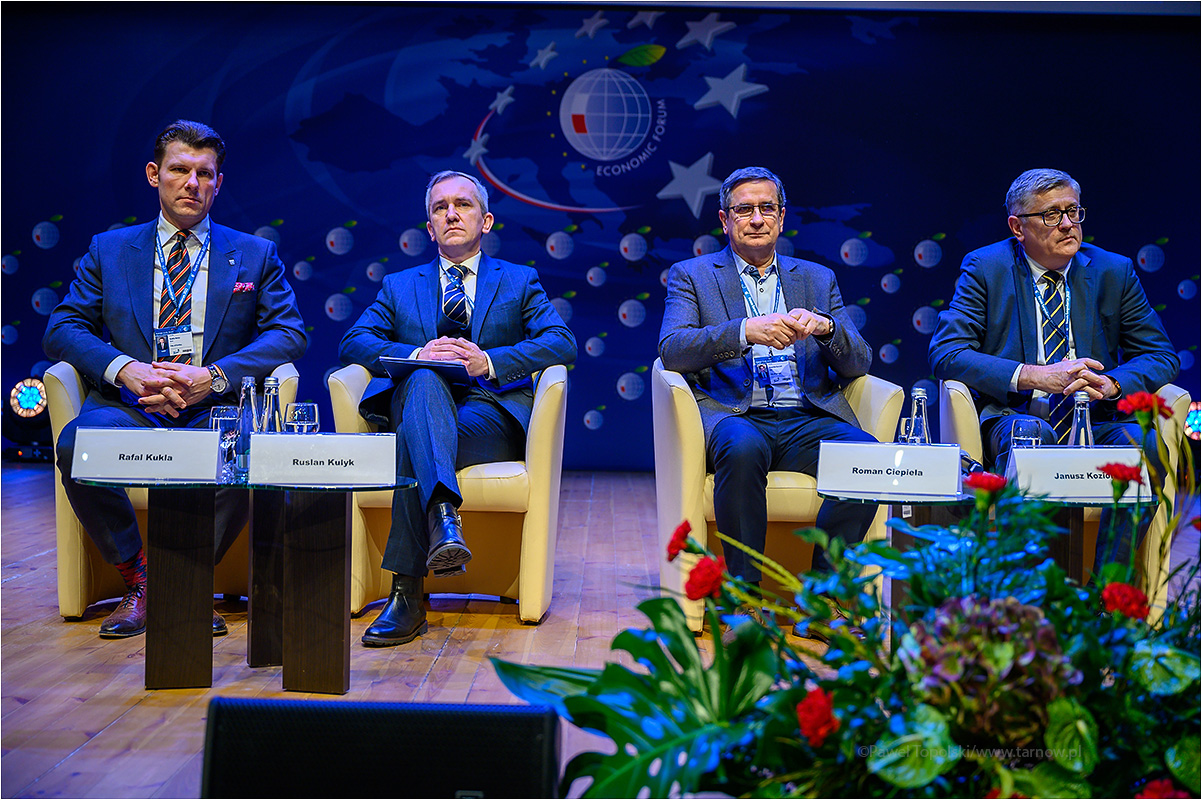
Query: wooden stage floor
2 463 1198 798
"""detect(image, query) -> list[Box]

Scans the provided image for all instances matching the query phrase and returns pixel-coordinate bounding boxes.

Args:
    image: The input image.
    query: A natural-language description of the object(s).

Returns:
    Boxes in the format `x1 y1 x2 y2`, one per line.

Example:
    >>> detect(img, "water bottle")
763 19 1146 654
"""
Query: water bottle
908 387 931 445
234 376 259 481
1068 390 1094 447
259 376 282 433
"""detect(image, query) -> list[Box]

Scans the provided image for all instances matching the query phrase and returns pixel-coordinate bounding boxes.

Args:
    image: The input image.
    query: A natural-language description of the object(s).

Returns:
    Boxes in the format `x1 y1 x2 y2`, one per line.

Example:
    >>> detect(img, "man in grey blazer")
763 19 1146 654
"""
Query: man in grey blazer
659 166 879 630
929 168 1177 567
44 120 307 638
339 171 576 647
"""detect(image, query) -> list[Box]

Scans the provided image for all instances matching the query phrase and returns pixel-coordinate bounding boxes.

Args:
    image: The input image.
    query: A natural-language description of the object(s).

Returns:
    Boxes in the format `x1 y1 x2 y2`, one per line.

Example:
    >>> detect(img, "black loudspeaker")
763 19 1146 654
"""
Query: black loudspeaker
202 697 560 798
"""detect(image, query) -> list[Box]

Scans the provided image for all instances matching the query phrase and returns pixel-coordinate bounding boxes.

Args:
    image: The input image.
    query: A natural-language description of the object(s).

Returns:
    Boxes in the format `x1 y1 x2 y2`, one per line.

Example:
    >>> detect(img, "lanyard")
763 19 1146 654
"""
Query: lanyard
155 230 210 314
739 267 782 317
1031 270 1072 347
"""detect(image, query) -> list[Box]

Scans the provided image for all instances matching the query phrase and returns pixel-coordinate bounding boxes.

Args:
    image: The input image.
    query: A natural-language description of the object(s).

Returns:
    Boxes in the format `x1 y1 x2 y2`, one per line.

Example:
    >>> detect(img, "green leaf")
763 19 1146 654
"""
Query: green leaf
49 280 62 288
1099 561 1133 585
1167 735 1201 795
344 220 357 227
1130 640 1201 695
1156 236 1169 245
342 286 356 293
635 292 650 300
635 365 648 373
564 224 579 232
616 44 666 66
50 214 63 222
932 232 946 241
867 703 958 788
1012 762 1092 798
489 658 601 721
1045 697 1098 775
271 219 284 226
858 231 872 238
562 290 577 298
637 225 651 234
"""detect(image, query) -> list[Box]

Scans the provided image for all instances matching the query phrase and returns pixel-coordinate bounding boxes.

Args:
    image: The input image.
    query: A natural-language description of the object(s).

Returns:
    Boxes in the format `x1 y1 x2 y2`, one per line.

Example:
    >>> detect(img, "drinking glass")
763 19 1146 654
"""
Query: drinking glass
209 406 240 483
1011 418 1042 450
284 402 320 433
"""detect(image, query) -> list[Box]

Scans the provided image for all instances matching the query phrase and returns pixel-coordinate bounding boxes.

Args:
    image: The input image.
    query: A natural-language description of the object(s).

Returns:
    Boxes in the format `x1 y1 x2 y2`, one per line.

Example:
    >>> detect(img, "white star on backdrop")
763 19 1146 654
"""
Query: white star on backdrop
693 64 768 118
463 134 489 166
489 85 516 115
576 11 608 39
627 11 664 29
656 152 721 218
530 41 558 69
676 13 736 51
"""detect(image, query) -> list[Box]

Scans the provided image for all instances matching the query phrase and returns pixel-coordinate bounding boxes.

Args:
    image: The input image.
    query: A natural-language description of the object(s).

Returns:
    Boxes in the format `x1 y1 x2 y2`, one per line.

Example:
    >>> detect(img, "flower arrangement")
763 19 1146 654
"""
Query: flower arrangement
493 392 1199 798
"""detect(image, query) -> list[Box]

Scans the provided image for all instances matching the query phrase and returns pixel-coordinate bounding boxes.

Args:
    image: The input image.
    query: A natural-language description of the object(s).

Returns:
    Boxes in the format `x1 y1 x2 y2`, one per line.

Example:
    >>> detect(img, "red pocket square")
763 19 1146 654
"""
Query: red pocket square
233 282 255 293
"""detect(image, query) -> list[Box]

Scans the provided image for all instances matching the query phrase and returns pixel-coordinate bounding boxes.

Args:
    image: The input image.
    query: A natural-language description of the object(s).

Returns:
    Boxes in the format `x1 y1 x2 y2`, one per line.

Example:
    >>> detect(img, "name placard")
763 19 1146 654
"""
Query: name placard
72 427 220 483
1005 446 1147 503
817 441 961 499
248 432 396 487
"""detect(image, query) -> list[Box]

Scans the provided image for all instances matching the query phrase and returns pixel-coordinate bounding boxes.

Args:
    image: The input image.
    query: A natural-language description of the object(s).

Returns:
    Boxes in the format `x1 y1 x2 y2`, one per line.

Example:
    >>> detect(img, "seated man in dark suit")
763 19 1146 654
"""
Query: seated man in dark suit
44 120 307 638
929 168 1178 567
658 166 880 639
339 170 576 647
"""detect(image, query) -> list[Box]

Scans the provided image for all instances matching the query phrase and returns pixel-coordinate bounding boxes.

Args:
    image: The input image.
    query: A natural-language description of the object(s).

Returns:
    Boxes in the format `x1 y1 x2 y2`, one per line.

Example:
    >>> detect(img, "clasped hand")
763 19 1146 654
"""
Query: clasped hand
119 361 212 417
1022 357 1117 400
745 308 830 350
418 337 489 377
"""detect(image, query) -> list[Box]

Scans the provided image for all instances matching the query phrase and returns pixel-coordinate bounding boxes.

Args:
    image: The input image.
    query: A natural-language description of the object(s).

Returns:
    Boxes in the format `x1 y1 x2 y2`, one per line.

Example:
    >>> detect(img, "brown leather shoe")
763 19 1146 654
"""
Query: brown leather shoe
213 609 228 637
99 585 147 638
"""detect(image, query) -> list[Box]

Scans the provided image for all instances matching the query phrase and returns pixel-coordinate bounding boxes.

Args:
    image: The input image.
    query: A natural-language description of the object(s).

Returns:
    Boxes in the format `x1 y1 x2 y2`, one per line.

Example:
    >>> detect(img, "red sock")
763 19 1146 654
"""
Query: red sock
116 548 147 590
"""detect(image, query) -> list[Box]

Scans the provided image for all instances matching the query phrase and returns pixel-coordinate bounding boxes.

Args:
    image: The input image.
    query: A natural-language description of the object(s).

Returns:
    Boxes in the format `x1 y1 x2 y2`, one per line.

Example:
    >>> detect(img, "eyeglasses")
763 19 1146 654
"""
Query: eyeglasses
1015 206 1086 226
726 202 781 220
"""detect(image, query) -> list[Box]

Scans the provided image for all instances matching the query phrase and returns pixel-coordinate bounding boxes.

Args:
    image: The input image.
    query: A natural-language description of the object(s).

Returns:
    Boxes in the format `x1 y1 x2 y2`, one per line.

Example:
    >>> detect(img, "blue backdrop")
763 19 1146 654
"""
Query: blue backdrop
3 3 1198 469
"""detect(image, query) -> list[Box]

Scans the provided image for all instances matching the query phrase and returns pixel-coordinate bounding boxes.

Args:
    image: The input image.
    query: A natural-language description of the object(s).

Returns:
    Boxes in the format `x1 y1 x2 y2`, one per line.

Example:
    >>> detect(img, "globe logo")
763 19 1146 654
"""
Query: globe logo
559 68 652 162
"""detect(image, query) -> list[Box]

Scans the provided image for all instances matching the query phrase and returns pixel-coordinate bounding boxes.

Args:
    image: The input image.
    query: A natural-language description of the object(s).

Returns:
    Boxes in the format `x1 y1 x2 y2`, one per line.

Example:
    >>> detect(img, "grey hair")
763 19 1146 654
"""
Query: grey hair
1005 169 1081 216
425 170 490 218
719 166 787 210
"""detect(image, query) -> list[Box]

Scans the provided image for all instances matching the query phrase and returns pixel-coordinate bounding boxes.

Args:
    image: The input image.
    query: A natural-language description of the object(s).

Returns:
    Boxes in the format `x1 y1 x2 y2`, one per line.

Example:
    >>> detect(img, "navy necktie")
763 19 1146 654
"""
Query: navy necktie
1042 271 1072 442
441 264 470 332
158 230 192 364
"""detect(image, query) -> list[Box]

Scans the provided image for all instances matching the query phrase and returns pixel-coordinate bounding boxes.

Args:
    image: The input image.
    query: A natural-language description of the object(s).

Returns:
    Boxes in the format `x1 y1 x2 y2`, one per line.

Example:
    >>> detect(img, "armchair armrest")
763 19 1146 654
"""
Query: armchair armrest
939 379 983 463
842 374 905 444
44 361 87 444
327 364 376 434
651 359 707 543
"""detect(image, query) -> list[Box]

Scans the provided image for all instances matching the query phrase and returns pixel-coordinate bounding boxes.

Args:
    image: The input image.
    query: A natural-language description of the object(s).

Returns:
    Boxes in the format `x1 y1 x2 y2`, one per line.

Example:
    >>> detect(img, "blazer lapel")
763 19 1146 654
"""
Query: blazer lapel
714 247 745 322
1067 249 1098 359
414 258 439 340
1009 239 1041 364
125 223 158 352
471 253 502 342
778 256 809 314
203 224 238 363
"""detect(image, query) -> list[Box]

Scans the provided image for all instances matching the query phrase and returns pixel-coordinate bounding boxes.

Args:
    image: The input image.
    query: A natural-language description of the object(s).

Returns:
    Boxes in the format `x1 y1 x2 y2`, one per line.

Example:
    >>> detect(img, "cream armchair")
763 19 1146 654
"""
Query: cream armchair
327 363 568 624
44 361 299 620
939 379 1190 619
652 358 905 630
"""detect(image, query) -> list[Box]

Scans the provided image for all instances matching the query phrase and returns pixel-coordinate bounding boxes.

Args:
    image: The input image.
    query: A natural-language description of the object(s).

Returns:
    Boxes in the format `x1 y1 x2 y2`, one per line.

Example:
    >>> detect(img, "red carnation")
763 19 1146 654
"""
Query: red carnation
684 555 726 600
1102 582 1150 621
1135 778 1189 798
1117 391 1171 419
1099 462 1144 486
667 520 691 562
985 790 1029 799
796 687 840 748
964 472 1007 493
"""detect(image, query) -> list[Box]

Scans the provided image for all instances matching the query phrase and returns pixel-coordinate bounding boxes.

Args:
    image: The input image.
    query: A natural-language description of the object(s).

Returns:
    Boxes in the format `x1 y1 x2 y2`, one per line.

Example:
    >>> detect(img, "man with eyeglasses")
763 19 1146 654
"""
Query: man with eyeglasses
659 166 879 640
929 168 1177 567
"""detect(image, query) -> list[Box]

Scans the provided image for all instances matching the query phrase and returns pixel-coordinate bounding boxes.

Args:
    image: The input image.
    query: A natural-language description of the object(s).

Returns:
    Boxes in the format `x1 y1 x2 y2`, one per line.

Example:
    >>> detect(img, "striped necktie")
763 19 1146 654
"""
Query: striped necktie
1042 271 1072 442
442 263 470 330
158 230 192 364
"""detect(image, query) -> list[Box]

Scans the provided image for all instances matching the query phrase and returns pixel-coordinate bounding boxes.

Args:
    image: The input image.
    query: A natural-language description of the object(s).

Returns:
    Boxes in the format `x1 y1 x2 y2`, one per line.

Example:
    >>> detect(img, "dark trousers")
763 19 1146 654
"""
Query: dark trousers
383 370 523 578
55 391 247 566
983 414 1163 572
707 406 879 583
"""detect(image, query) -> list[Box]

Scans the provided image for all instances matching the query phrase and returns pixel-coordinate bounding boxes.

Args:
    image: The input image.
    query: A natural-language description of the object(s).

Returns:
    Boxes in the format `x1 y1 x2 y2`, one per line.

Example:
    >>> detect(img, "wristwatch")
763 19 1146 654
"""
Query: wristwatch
208 364 229 394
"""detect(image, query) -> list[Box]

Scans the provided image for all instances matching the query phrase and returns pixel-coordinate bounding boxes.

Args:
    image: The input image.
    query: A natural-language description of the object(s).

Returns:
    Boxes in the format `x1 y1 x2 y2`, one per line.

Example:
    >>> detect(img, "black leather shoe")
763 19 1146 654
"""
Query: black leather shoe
213 609 228 637
362 574 427 646
99 585 147 638
426 502 471 576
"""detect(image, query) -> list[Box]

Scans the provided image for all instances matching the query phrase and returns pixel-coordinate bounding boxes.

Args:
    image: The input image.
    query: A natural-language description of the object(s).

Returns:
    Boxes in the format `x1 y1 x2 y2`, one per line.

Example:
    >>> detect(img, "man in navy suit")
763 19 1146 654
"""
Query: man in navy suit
44 120 307 638
929 168 1178 567
339 170 576 647
659 166 879 637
